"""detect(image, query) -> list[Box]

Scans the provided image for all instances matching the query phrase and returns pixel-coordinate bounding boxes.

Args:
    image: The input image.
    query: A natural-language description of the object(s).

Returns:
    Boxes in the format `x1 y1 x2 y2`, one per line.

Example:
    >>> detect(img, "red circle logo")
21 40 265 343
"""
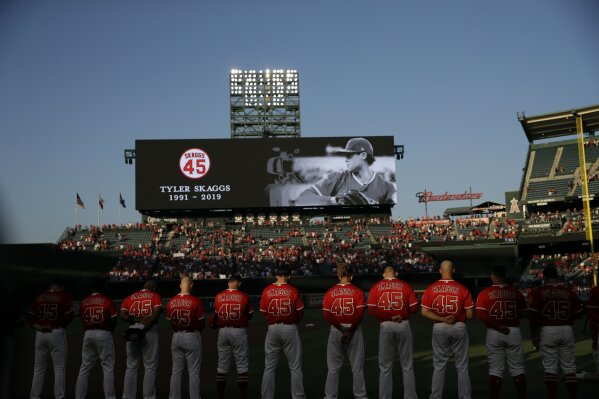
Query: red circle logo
179 148 211 179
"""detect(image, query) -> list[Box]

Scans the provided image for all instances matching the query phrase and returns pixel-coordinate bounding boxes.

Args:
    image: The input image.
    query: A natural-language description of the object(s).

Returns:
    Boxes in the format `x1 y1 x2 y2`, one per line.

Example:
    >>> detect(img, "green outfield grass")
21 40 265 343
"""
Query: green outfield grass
11 309 598 398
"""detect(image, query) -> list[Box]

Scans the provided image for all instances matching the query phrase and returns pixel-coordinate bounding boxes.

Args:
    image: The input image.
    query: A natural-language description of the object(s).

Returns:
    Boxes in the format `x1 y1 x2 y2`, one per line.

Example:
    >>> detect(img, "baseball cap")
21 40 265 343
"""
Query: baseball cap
229 274 243 283
334 138 374 156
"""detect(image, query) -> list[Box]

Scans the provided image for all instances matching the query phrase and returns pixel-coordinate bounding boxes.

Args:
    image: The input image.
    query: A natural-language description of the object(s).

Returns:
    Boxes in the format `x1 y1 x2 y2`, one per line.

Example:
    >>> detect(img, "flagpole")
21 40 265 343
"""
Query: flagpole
97 192 100 227
118 191 121 226
424 188 428 219
469 186 473 208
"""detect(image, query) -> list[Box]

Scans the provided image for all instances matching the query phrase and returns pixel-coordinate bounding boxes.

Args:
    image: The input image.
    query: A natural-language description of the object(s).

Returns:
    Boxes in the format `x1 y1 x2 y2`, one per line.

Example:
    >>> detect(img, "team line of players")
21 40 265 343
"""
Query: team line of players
26 261 599 399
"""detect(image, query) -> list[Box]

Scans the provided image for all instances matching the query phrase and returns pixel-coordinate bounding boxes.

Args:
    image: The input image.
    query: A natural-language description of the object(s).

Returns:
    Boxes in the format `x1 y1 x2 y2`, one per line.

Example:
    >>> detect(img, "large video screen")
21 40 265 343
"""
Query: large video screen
135 136 397 211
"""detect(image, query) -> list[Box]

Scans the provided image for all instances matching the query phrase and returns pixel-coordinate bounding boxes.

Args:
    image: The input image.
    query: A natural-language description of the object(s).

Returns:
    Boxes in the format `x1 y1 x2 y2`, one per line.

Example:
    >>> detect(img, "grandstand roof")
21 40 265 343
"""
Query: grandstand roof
518 104 599 142
471 201 505 212
444 201 505 216
444 206 472 216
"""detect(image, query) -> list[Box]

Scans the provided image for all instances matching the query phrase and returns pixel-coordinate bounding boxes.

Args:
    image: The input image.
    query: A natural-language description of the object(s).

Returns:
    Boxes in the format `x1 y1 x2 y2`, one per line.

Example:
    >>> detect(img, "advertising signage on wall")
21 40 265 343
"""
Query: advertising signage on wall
415 191 483 203
136 136 397 211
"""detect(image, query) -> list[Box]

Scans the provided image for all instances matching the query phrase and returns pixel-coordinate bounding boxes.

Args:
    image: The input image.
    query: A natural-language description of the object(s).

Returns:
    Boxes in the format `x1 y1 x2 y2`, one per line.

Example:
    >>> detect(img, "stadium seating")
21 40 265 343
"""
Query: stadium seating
57 206 599 282
526 179 572 201
455 217 490 241
523 139 599 203
529 146 558 178
520 252 595 300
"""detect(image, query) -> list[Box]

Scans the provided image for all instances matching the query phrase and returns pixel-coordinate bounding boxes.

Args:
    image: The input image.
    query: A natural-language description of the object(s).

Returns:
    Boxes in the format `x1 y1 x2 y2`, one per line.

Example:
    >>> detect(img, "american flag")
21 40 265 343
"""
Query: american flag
76 193 85 209
99 193 105 210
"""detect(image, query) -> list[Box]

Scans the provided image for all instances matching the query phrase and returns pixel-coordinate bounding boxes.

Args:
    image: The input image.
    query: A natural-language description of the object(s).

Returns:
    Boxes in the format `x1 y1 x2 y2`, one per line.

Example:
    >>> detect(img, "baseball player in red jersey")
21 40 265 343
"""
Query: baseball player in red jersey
212 275 254 399
421 260 474 399
27 278 74 399
475 266 528 399
367 265 419 399
260 267 306 399
322 264 368 399
166 276 205 399
75 279 118 399
295 137 396 206
529 266 582 399
120 280 163 399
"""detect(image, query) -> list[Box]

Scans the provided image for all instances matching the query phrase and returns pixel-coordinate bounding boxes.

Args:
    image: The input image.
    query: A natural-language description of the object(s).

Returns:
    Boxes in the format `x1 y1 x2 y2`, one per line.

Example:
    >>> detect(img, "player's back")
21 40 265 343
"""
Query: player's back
323 283 366 325
214 288 253 327
368 278 418 320
166 293 204 331
260 283 303 324
529 283 582 326
121 288 162 318
29 289 73 329
476 285 526 327
422 279 473 322
79 293 116 331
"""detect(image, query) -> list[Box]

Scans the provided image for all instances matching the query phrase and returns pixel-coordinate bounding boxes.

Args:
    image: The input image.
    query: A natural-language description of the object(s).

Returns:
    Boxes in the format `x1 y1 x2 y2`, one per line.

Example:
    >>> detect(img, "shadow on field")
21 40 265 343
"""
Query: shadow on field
7 310 599 398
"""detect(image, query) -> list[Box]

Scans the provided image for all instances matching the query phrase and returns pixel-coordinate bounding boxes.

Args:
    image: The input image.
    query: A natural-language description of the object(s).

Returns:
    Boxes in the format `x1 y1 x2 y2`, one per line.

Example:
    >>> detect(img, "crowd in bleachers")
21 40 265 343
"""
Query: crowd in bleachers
58 223 164 252
58 217 440 280
455 217 490 241
404 217 454 242
491 218 519 241
56 208 599 281
520 252 595 300
560 208 599 234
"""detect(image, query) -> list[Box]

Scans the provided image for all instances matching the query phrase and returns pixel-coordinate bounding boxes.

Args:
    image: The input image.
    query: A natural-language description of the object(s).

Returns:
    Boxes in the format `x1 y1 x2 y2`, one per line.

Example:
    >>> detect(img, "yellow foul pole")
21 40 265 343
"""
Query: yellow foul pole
576 114 597 286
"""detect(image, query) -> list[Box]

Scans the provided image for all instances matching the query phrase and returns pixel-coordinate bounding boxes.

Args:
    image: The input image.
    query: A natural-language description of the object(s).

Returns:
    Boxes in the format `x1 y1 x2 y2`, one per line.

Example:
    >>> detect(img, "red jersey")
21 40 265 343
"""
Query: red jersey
323 283 366 327
421 279 474 322
214 288 254 328
367 278 418 322
475 285 527 328
79 293 117 331
121 289 162 319
528 283 582 326
28 289 74 330
166 294 205 332
588 286 599 323
260 283 304 325
313 170 396 204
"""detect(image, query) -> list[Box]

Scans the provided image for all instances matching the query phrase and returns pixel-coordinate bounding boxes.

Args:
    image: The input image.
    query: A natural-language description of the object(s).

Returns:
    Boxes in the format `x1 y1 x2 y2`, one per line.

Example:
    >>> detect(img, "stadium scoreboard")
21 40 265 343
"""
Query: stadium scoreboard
135 136 397 212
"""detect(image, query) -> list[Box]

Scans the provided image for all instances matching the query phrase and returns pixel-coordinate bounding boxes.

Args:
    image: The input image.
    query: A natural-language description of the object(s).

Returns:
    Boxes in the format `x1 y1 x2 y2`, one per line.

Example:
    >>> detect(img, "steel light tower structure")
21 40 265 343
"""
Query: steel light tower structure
230 69 300 138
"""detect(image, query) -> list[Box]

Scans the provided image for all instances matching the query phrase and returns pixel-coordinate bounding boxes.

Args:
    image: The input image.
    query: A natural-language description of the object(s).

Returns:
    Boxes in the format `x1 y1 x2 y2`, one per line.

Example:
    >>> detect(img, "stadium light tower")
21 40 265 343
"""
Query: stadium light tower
230 69 301 138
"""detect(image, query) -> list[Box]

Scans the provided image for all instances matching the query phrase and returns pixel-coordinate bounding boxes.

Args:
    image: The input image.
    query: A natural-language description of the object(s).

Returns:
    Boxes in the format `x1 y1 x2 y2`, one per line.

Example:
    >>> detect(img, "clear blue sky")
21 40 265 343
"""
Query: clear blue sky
1 0 598 244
